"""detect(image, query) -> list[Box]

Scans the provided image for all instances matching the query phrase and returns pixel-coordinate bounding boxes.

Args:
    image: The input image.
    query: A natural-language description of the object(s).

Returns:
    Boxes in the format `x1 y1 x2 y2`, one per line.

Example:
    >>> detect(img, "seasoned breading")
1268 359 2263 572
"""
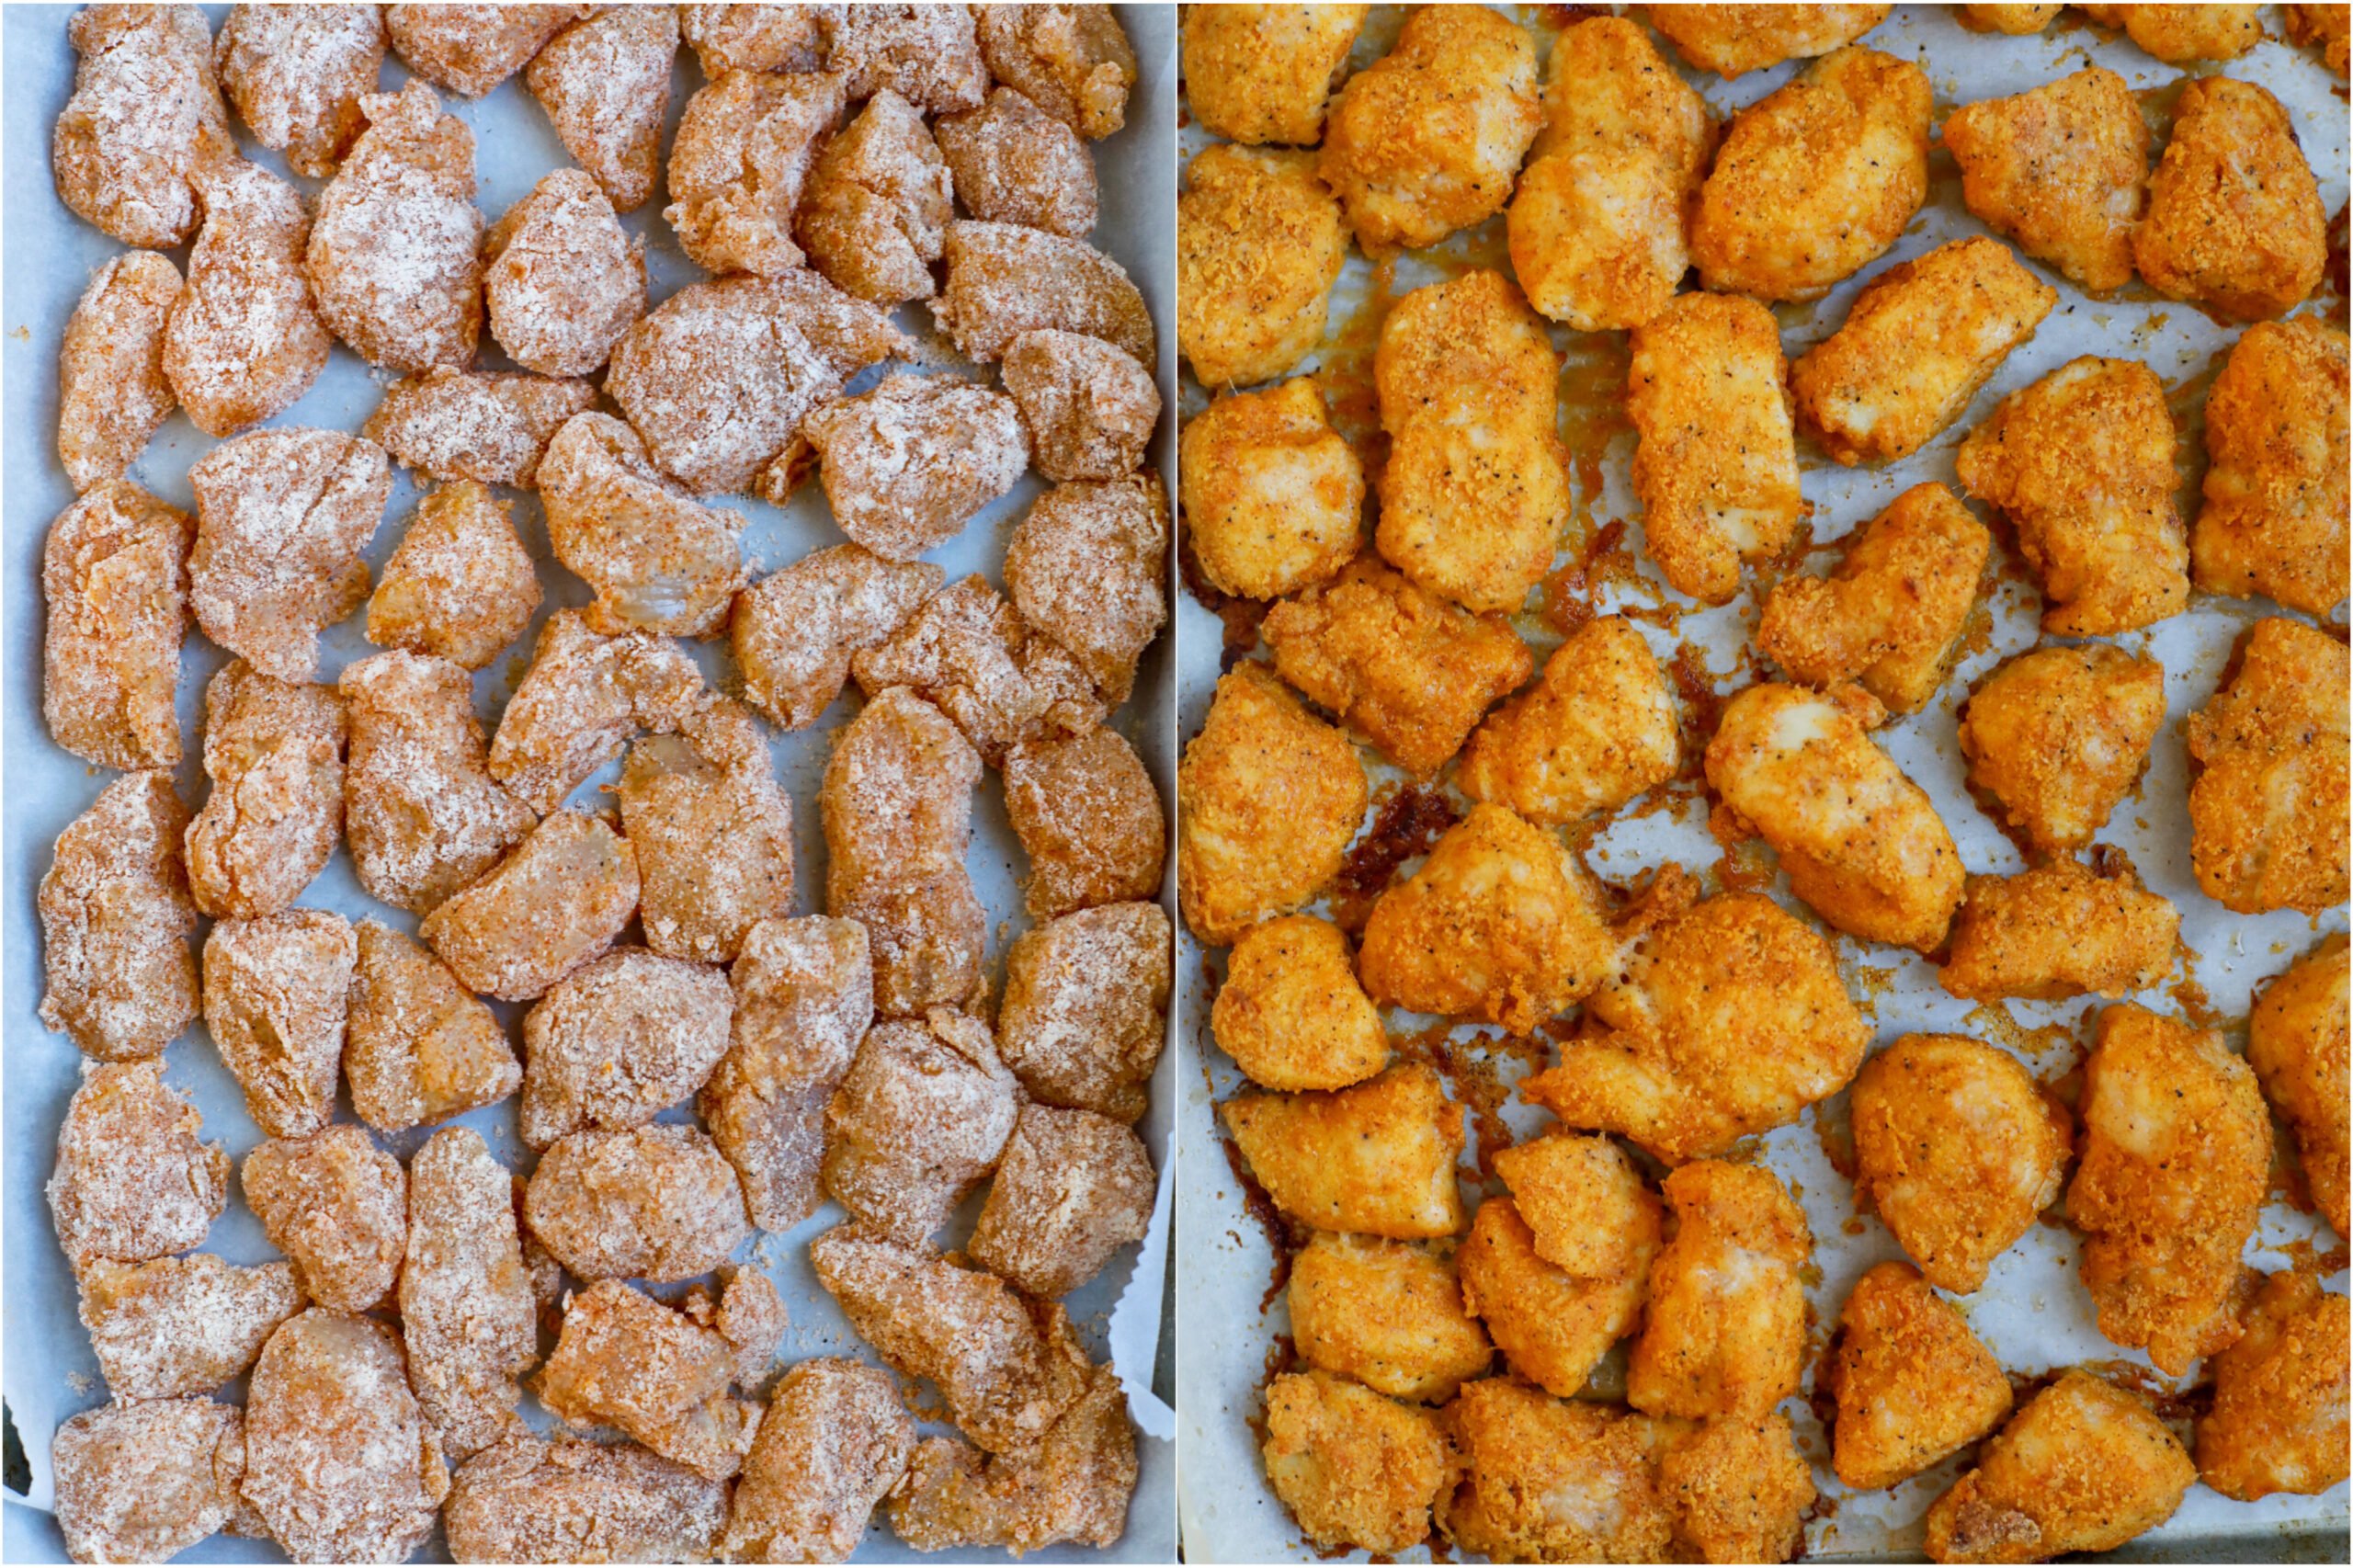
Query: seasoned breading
1940 855 2179 1002
1458 617 1677 825
616 699 794 965
1287 1233 1490 1403
2185 616 2350 915
1211 915 1387 1092
1458 1191 1654 1399
2196 1270 2351 1501
1942 67 2148 296
888 1359 1138 1555
531 1275 769 1483
364 481 542 671
185 661 345 921
1958 4 2064 32
1650 4 1890 76
1179 378 1362 601
362 369 595 491
798 89 954 306
483 168 648 379
1959 643 2166 855
76 1254 299 1402
1658 1414 1817 1564
1438 1379 1671 1562
216 5 383 177
1003 328 1158 482
1627 1161 1811 1423
997 902 1172 1122
524 6 676 213
1222 1063 1466 1239
489 609 702 815
52 5 233 249
974 4 1135 140
2286 2 2352 72
418 811 641 1004
525 1124 749 1283
2193 316 2349 615
51 1399 249 1567
852 575 1051 764
1177 144 1347 390
242 1125 405 1312
1262 1369 1449 1556
2086 3 2264 62
2246 935 2349 1239
678 4 826 77
59 251 180 489
41 481 191 771
2135 75 2326 321
201 911 356 1141
46 1058 227 1275
824 5 987 114
1181 5 1370 146
1827 1261 2015 1491
934 221 1154 366
537 412 745 639
968 1102 1154 1299
722 1359 914 1564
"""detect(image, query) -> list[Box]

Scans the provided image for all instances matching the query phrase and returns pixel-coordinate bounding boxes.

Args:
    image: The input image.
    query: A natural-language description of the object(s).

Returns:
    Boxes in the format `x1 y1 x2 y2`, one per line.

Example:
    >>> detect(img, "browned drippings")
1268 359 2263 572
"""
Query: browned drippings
1813 1094 1859 1184
2326 203 2348 329
1397 1023 1524 1188
1176 528 1268 670
1217 1128 1308 1313
1667 641 1733 769
1714 835 1778 897
1330 785 1461 932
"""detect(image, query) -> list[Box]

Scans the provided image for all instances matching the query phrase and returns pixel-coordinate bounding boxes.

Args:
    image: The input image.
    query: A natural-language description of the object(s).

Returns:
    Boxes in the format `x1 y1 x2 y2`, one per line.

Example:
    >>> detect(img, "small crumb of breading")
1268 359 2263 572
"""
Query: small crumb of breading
2193 316 2349 616
42 481 191 771
2185 616 2350 915
1628 1161 1812 1422
997 902 1172 1123
362 369 595 491
364 482 542 671
59 251 180 490
1941 854 2179 1003
1827 1261 2015 1492
2245 935 2349 1240
1959 643 2166 855
1438 1380 1670 1562
1263 1369 1449 1557
798 89 954 306
1458 1191 1654 1400
1650 4 1889 76
2135 75 2326 321
2196 1270 2351 1502
39 774 199 1063
969 1102 1154 1300
184 661 345 921
1180 378 1362 601
1222 1063 1466 1239
483 168 648 379
1182 5 1370 147
1942 67 2147 296
419 812 641 1005
1211 915 1387 1093
201 911 356 1140
1286 1233 1491 1403
1178 144 1347 390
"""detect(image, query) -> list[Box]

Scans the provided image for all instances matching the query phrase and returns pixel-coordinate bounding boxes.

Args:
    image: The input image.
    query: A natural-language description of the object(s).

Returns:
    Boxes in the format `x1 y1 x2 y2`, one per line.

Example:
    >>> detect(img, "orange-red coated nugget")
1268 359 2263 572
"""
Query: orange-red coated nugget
531 1276 766 1482
888 1358 1137 1555
40 772 199 1062
665 67 844 278
2071 1004 2270 1374
59 251 179 491
824 4 988 114
51 1398 250 1567
525 6 676 213
1692 46 1929 302
823 1007 1019 1244
215 4 383 177
1004 329 1157 483
798 88 955 306
1959 644 2166 855
1657 1415 1815 1565
1707 683 1963 951
41 482 190 772
1458 1191 1654 1398
1488 1133 1654 1280
1004 726 1165 919
1181 379 1362 602
188 427 389 684
733 549 940 734
1827 1261 2013 1491
184 661 344 921
490 610 702 813
822 687 986 1016
1628 1160 1811 1422
998 902 1171 1121
47 1061 226 1276
975 4 1134 140
936 87 1098 241
2196 1270 2350 1501
2194 316 2349 615
971 1102 1154 1298
850 575 1054 764
1628 292 1804 605
2247 935 2349 1238
420 811 640 1004
1940 855 2179 1002
517 946 732 1149
679 4 825 77
446 1436 729 1563
77 1253 299 1401
307 80 483 373
1287 1233 1489 1403
1943 67 2148 297
1851 1034 2071 1294
384 3 584 97
164 158 329 440
2089 3 2265 62
483 169 647 379
1177 144 1347 390
616 699 794 965
401 1126 537 1460
1650 4 1889 75
1438 1379 1670 1561
200 911 353 1140
805 374 1028 562
1211 915 1387 1093
934 220 1155 365
1183 6 1369 147
53 4 232 249
2185 616 2350 915
1462 619 1677 826
242 1310 450 1562
1961 3 2064 29
526 1124 749 1283
347 921 517 1133
2286 2 2352 71
363 369 594 491
242 1125 404 1314
1263 1369 1448 1555
724 1358 915 1563
363 482 541 671
1006 476 1169 708
538 413 745 640
1222 1062 1466 1239
2136 76 2325 322
1925 1369 2193 1564
1792 238 2056 467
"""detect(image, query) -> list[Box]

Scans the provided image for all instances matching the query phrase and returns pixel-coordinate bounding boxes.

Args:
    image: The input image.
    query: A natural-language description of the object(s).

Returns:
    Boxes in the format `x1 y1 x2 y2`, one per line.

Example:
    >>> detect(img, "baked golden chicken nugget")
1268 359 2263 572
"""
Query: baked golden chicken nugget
1692 46 1929 301
39 774 198 1064
2136 75 2326 321
42 482 190 772
1263 1369 1449 1556
1650 4 1889 76
53 4 232 249
364 481 542 671
1176 144 1347 390
47 1058 226 1276
1211 915 1387 1092
1942 67 2147 297
185 661 345 921
1459 1192 1654 1400
1959 643 2165 855
935 221 1154 366
59 251 178 491
1489 1133 1656 1277
1458 617 1678 826
1222 1062 1466 1239
1318 5 1540 256
1287 1233 1491 1403
1182 5 1370 146
2246 934 2349 1238
483 169 648 379
1941 855 2179 1003
1628 292 1804 605
1627 1161 1811 1422
2185 616 2349 915
1658 1414 1817 1565
1827 1261 2013 1492
385 4 584 97
216 3 385 178
2196 1270 2350 1502
2286 2 2352 72
1959 4 2064 32
1180 378 1362 601
2088 3 2264 62
1439 1380 1672 1562
445 1437 729 1565
525 6 675 214
2193 316 2349 615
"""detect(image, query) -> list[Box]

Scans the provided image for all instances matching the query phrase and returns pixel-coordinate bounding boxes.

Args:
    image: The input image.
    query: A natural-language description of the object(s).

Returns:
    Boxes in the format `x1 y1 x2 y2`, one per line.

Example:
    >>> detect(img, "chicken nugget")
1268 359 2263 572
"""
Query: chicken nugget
806 374 1028 562
363 369 595 492
1438 1380 1671 1562
525 1124 749 1284
242 1124 404 1313
1287 1233 1490 1403
1263 1369 1449 1556
824 1008 1019 1244
1004 725 1166 920
59 251 179 490
213 5 381 182
200 913 353 1143
724 1359 915 1563
76 1254 300 1403
538 413 746 639
1959 3 2064 30
733 546 941 732
1222 1063 1466 1239
1458 617 1677 824
1827 1261 2015 1491
824 4 987 114
1180 378 1361 601
887 1358 1138 1555
445 1437 729 1564
517 946 732 1148
1178 144 1347 389
796 88 953 306
2246 935 2349 1239
1940 854 2179 1002
970 1103 1154 1300
679 3 827 77
1657 1414 1817 1564
524 6 675 213
2286 3 2351 72
363 482 541 673
665 67 844 278
398 1126 536 1460
184 661 345 920
483 169 648 379
998 902 1172 1122
1004 328 1158 482
1651 4 1888 75
489 609 702 814
2137 76 2325 321
51 1399 249 1567
384 3 583 96
2089 3 2265 62
1959 643 2166 855
531 1276 767 1482
2193 316 2349 615
41 482 191 772
2185 616 2349 914
935 86 1098 240
1628 1161 1811 1422
40 772 199 1063
1459 1194 1653 1399
47 1059 227 1276
1211 915 1385 1092
2196 1270 2350 1502
974 4 1134 140
420 812 640 1004
1942 67 2147 297
935 220 1154 366
1183 6 1369 147
53 5 233 249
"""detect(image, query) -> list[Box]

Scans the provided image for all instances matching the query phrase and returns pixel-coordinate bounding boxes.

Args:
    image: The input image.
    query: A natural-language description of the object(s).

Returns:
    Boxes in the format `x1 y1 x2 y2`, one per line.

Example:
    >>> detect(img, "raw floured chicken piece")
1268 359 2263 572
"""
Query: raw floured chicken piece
76 1254 301 1402
1004 725 1166 919
201 910 356 1140
537 412 746 638
52 4 233 249
849 575 1054 765
164 157 330 439
618 698 794 964
975 4 1135 139
998 902 1171 1122
483 168 648 378
39 772 199 1062
47 1059 228 1275
823 1007 1020 1244
443 1436 730 1564
798 88 954 306
936 221 1154 365
723 1358 915 1564
51 1399 251 1567
363 369 595 491
525 5 676 212
1006 475 1169 707
59 252 179 491
525 1124 750 1282
665 67 847 277
214 3 386 177
41 482 190 771
824 5 987 114
937 87 1099 239
418 810 640 1004
804 375 1029 562
184 660 345 920
679 4 831 77
242 1124 406 1312
346 920 520 1133
517 946 733 1148
970 1103 1154 1300
731 546 943 731
401 1127 538 1460
890 1359 1139 1554
490 608 704 813
1002 329 1157 483
384 4 585 97
363 481 542 671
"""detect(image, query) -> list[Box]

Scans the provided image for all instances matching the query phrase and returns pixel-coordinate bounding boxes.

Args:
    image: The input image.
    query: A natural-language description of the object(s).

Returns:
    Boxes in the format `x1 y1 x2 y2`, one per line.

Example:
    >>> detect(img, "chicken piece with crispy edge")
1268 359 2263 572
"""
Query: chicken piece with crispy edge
732 545 943 732
2193 315 2349 617
418 810 641 1005
524 6 676 215
401 1126 538 1462
1649 4 1890 77
1180 377 1363 602
1181 5 1370 147
2195 1269 2351 1502
934 220 1154 367
2085 4 2266 63
537 412 746 640
1942 66 2148 298
973 4 1136 142
1627 1159 1811 1422
42 481 192 773
1177 143 1347 391
617 696 796 965
47 1057 228 1277
1438 1379 1673 1562
2185 615 2350 915
2136 75 2326 322
75 1254 300 1403
937 85 1102 241
2246 934 2349 1240
59 250 180 491
517 946 733 1151
722 1358 915 1564
52 5 233 250
202 910 356 1142
1960 3 2064 32
483 167 649 380
1658 1413 1819 1565
822 1007 1019 1246
1826 1260 2015 1491
1262 1368 1450 1557
1940 853 2179 1003
2286 2 2351 73
1458 1190 1656 1400
997 901 1172 1123
797 89 955 308
363 480 543 671
1211 914 1388 1093
242 1123 405 1313
1222 1062 1466 1239
1286 1232 1491 1403
184 661 345 922
443 1436 730 1565
888 1356 1139 1556
969 1102 1154 1301
1958 642 2166 856
216 3 387 179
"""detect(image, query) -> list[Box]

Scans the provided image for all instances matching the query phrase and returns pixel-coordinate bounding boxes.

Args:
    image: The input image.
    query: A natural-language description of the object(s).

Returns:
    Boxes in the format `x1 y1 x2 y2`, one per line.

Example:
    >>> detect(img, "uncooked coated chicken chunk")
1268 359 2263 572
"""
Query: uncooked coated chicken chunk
525 6 676 213
935 221 1154 365
733 546 943 731
364 481 543 671
531 1273 773 1482
39 773 199 1063
665 68 846 278
805 375 1029 562
997 902 1171 1122
59 251 179 490
76 1254 299 1402
827 4 988 114
971 1103 1154 1299
46 1058 227 1275
937 87 1099 240
538 413 746 639
242 1124 405 1312
1222 1063 1466 1239
1005 723 1166 920
214 3 385 177
975 4 1135 139
2185 617 2349 915
483 168 648 379
724 1359 915 1564
443 1437 730 1564
346 920 519 1135
517 946 733 1148
888 1358 1139 1555
1003 328 1158 483
490 608 704 814
401 1131 539 1460
41 481 191 772
53 4 232 249
184 660 345 920
51 1400 249 1567
419 811 641 1003
798 89 954 306
1006 475 1169 707
525 1124 749 1282
824 1007 1018 1244
1959 643 2166 855
385 3 584 97
850 574 1046 763
362 369 595 491
1943 66 2148 297
165 157 330 439
202 910 355 1140
617 699 794 965
679 3 827 77
1177 143 1347 390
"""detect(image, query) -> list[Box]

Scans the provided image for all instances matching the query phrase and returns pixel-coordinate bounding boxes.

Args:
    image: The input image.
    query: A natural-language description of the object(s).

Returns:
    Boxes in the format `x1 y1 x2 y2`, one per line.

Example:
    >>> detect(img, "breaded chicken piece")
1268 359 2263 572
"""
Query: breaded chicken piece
1490 1134 1657 1278
525 6 676 213
662 67 840 278
1628 1161 1811 1421
184 660 346 921
888 1358 1139 1556
1222 1063 1466 1239
936 85 1098 241
202 911 355 1140
1959 644 2166 855
2286 3 2352 72
1706 683 1963 951
1459 1188 1655 1400
47 1058 226 1276
1828 1262 2014 1491
1757 483 1988 713
42 482 191 773
1925 1370 2194 1565
1289 1233 1491 1403
417 812 640 1005
531 1275 769 1483
2185 616 2350 915
1649 4 1891 76
677 5 824 78
60 251 180 490
1959 4 2064 32
2196 1270 2351 1501
1374 268 1568 615
482 168 647 380
1794 239 2056 466
243 1125 406 1312
1458 617 1679 825
616 699 795 965
444 1437 729 1565
1004 474 1169 708
804 374 1028 563
723 1358 913 1564
2084 3 2264 62
1692 47 1930 302
53 5 233 250
2072 1004 2269 1373
1438 1380 1674 1562
974 5 1136 142
1358 802 1614 1032
1263 1369 1449 1556
1177 662 1367 946
76 1254 298 1402
1956 357 2188 634
1180 378 1363 601
1522 877 1870 1163
1004 725 1165 921
1941 855 2178 1002
362 369 595 492
2246 935 2349 1239
1176 144 1347 390
490 610 701 814
1628 292 1804 605
733 547 941 732
385 4 582 97
996 903 1171 1123
364 482 541 672
1318 5 1540 256
853 576 1046 766
2135 76 2326 322
1211 915 1388 1092
1657 1414 1817 1565
968 1102 1153 1300
1942 68 2148 297
535 412 745 639
796 88 952 307
2193 316 2349 615
934 221 1154 367
824 1008 1017 1245
824 6 988 115
1002 329 1159 483
347 924 519 1134
1182 6 1368 145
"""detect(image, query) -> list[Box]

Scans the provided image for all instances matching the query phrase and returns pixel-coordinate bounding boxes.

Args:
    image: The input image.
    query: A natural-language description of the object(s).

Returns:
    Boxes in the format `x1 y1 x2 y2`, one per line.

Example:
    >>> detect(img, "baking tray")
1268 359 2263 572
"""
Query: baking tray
1173 6 2350 1562
1 5 1179 1562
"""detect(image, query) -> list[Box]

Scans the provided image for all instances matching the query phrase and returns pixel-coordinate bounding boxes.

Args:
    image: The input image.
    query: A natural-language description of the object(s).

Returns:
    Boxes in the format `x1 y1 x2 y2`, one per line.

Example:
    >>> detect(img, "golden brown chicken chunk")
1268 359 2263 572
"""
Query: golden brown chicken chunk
40 772 199 1064
59 251 179 491
2247 935 2349 1239
362 369 595 492
1828 1261 2014 1491
1177 144 1347 391
532 1274 772 1483
243 1124 405 1312
53 4 233 249
364 482 541 672
385 4 583 97
1222 1063 1466 1239
1691 47 1929 302
1662 1415 1817 1565
1959 4 2064 31
51 1398 249 1566
524 6 675 214
974 4 1134 139
42 482 190 772
2136 76 2326 321
1940 856 2178 1003
1438 1379 1671 1562
2185 616 2350 915
185 661 345 921
2086 3 2265 61
1263 1369 1449 1556
202 911 355 1141
419 811 641 1004
2196 1270 2350 1502
483 168 648 379
1459 1187 1655 1400
2286 2 2352 71
1287 1233 1490 1403
1210 915 1386 1092
538 413 745 639
1959 644 2166 855
47 1058 227 1277
216 3 386 178
1002 329 1156 482
76 1254 298 1401
444 1437 729 1564
517 946 732 1149
934 220 1154 366
798 89 954 306
1182 5 1370 146
969 1102 1154 1299
2193 316 2349 615
998 903 1172 1122
1180 378 1362 601
1649 4 1890 76
1457 617 1677 825
525 1124 748 1283
1628 291 1804 605
888 1359 1138 1556
399 1126 537 1460
1628 1161 1810 1422
823 1007 1017 1244
1942 67 2147 297
1005 474 1169 708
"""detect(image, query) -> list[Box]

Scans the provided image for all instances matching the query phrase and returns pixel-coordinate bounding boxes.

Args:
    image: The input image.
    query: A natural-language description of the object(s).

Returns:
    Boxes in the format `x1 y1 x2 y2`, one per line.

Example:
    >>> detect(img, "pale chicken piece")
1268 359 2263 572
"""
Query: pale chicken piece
617 699 796 966
362 369 596 491
242 1125 404 1313
76 1254 300 1401
385 4 584 97
52 5 233 249
525 1125 749 1283
1649 5 1889 76
1627 291 1804 605
1373 268 1567 615
1211 915 1387 1092
997 902 1171 1122
679 4 828 77
1628 1161 1812 1422
443 1437 730 1564
52 1399 250 1567
1438 1380 1672 1562
969 1103 1154 1299
1177 143 1347 389
1002 329 1158 483
1705 683 1963 951
399 1127 537 1460
934 221 1155 366
823 1008 1019 1244
1180 378 1362 601
824 5 987 113
1756 483 1989 714
2088 3 2265 62
2137 76 2326 321
347 922 517 1134
1959 644 2166 855
1827 1260 2015 1491
2193 316 2349 615
363 482 541 671
1925 1370 2193 1564
1940 855 2179 1003
531 1275 769 1482
2246 935 2349 1238
1793 239 2057 466
2286 2 2352 72
1318 5 1540 256
935 86 1100 239
799 88 953 307
1177 662 1366 947
2196 1270 2350 1501
1264 558 1533 778
2185 616 2350 914
1851 1035 2070 1294
201 911 355 1141
1222 1063 1466 1239
849 575 1051 764
1459 1192 1654 1399
888 1359 1138 1556
490 609 702 813
974 5 1135 140
1942 67 2148 297
723 1359 915 1564
517 947 733 1149
41 482 191 772
1959 4 2064 31
524 6 676 213
736 553 940 734
59 251 179 491
1181 5 1370 146
537 413 745 640
419 812 641 1004
1262 1369 1449 1557
482 168 648 379
184 662 345 921
47 1059 228 1276
1358 802 1614 1032
805 375 1028 562
1691 46 1930 302
215 4 385 177
1286 1233 1491 1403
40 772 199 1063
1004 725 1166 919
